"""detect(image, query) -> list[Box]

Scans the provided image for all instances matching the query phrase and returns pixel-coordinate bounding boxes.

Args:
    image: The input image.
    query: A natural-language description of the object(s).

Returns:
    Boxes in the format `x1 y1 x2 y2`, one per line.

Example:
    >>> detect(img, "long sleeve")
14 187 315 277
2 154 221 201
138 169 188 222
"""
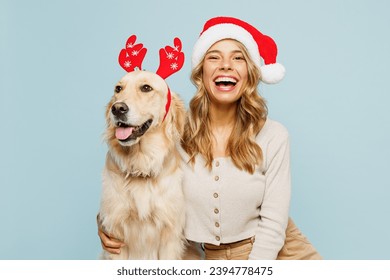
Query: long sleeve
249 122 291 259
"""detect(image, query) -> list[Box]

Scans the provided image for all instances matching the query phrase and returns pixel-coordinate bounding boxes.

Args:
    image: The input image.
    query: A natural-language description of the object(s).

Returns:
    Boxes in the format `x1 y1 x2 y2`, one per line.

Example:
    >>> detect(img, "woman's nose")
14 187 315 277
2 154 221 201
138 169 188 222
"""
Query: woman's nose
219 59 232 70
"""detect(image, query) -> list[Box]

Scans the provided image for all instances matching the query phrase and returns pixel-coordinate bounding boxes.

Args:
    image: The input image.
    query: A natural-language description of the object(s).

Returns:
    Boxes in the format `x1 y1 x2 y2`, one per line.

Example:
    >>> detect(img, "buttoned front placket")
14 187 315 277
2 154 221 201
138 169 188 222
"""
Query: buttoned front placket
212 159 222 244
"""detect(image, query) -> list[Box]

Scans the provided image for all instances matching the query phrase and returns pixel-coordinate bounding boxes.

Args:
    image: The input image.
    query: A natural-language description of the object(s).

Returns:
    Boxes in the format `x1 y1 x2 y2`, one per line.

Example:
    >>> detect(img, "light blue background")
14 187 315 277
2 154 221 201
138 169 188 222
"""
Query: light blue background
1 0 389 260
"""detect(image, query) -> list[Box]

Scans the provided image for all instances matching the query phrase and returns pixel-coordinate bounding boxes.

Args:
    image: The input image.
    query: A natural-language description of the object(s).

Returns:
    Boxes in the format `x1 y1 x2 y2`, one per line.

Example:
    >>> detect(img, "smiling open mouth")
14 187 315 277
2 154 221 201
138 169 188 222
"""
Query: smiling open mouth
115 119 153 142
214 77 237 87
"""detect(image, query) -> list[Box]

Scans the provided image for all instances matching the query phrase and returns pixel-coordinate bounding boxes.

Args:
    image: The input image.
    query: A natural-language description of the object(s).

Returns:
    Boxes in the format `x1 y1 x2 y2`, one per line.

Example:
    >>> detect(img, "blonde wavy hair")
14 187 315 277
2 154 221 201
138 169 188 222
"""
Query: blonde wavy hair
182 40 268 174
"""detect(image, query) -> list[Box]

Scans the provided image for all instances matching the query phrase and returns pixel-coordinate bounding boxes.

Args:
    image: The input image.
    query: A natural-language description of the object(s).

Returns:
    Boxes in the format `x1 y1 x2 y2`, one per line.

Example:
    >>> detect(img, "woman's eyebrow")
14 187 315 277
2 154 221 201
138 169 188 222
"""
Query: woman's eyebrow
206 49 242 55
205 50 220 55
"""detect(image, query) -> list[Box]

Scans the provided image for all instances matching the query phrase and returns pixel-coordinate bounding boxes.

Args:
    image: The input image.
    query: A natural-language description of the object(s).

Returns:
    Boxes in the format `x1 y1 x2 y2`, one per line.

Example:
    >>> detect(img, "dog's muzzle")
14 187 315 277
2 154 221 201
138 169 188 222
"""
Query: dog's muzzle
111 102 153 143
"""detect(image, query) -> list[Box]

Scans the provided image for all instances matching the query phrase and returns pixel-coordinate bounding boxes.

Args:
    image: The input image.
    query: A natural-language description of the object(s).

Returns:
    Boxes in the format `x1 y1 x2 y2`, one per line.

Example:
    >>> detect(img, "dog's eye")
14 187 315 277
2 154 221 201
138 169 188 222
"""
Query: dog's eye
115 85 122 93
140 84 153 93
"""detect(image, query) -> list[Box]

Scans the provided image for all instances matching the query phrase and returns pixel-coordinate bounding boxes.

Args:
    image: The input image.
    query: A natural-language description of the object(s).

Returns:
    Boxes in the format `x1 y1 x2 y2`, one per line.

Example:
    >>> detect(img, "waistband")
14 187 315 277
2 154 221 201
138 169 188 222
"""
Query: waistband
203 236 255 250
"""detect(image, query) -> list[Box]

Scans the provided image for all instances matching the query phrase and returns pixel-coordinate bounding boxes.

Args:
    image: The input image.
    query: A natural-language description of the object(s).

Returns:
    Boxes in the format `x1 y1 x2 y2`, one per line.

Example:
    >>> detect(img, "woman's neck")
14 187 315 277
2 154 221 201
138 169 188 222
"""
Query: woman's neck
209 103 237 158
209 102 237 129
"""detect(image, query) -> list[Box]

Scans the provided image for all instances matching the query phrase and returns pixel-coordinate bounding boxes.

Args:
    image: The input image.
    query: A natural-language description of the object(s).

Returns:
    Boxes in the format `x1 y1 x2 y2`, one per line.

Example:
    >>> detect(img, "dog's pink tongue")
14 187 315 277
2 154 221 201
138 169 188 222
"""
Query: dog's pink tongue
115 127 134 140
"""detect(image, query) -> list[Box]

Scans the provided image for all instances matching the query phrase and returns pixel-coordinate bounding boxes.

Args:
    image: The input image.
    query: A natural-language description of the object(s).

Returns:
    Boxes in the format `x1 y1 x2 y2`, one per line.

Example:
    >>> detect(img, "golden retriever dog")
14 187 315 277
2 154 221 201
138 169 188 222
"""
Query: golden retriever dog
99 69 186 260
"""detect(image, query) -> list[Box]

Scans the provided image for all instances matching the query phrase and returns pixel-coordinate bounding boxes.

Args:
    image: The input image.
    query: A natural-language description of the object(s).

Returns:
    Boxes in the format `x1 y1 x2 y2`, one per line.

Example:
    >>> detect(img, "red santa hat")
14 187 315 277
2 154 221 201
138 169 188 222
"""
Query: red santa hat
192 16 285 84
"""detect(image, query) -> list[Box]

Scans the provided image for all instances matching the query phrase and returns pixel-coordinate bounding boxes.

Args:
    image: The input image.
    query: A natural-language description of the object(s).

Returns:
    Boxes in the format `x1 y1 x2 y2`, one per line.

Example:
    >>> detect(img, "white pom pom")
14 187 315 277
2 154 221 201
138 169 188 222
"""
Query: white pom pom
260 63 286 84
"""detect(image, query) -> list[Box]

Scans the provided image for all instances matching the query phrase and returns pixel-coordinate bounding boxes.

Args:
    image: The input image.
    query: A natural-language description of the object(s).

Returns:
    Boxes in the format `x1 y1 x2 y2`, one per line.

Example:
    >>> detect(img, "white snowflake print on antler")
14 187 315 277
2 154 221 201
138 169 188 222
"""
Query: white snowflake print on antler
170 63 178 70
124 61 132 68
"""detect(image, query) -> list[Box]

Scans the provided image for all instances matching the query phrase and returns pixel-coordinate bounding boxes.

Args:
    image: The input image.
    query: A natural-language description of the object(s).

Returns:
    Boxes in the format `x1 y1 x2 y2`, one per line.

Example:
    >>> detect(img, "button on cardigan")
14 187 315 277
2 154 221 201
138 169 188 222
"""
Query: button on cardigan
178 119 291 259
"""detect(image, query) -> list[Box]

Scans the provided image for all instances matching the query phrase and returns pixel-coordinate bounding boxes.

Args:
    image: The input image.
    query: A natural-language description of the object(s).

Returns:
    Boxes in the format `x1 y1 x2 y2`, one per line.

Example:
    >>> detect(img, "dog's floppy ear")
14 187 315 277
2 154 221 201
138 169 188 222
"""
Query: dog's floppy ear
167 92 186 139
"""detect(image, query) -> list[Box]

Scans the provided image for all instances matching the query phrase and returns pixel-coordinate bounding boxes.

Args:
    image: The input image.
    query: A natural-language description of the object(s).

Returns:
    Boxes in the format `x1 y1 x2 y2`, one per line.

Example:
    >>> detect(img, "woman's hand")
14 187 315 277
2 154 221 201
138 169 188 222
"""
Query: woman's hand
97 214 125 254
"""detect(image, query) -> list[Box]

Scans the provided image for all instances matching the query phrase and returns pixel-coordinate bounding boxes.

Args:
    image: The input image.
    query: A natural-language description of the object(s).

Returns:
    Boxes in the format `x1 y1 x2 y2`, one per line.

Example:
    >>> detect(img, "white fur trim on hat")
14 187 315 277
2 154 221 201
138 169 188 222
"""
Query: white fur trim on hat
192 23 261 70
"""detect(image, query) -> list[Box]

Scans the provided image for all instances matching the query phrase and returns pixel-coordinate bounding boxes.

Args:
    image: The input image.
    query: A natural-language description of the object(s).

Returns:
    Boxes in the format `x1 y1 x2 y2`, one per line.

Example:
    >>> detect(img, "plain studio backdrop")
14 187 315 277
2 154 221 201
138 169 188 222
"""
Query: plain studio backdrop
1 0 389 260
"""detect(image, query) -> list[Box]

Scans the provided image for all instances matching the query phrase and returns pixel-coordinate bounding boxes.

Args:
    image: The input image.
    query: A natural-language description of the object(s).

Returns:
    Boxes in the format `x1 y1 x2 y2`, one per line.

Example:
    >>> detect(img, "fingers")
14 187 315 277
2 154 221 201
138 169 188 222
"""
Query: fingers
97 215 125 255
98 228 125 254
101 241 122 255
98 228 124 248
101 242 121 255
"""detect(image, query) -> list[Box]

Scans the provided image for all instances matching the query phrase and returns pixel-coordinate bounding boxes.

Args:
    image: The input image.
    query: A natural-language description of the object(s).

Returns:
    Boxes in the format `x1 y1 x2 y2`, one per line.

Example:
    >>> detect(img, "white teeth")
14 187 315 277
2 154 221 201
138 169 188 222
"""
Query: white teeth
215 77 237 83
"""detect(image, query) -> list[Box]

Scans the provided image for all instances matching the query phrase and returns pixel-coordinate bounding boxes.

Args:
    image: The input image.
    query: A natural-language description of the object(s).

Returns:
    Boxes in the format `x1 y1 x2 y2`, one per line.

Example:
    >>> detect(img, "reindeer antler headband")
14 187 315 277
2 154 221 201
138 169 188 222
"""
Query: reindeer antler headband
118 35 185 122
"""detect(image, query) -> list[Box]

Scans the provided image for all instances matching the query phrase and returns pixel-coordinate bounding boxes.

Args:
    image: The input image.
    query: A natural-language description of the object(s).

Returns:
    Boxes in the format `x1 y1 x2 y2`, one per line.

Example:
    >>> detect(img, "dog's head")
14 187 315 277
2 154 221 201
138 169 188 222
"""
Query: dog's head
105 35 185 152
106 70 177 147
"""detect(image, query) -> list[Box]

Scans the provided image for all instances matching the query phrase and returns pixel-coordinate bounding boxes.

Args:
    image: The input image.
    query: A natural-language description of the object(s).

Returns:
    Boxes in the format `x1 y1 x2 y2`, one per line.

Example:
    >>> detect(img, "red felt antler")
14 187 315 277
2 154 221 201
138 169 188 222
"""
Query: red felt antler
118 35 147 72
117 36 184 122
156 37 185 79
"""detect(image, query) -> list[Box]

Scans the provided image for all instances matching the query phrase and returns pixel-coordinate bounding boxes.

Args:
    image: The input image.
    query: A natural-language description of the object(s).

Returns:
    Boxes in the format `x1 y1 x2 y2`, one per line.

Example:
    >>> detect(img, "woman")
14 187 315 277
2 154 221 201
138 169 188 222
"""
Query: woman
98 16 321 260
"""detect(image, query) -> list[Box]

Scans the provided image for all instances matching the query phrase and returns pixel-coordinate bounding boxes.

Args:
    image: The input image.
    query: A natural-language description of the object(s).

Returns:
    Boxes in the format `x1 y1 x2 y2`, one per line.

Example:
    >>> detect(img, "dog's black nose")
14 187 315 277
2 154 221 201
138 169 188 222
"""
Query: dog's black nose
111 102 129 116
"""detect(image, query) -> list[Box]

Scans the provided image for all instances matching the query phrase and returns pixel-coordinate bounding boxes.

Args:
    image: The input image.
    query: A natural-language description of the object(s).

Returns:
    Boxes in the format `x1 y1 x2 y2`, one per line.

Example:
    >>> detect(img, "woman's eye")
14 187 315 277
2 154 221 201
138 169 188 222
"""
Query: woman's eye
140 84 153 92
234 56 245 60
115 85 122 93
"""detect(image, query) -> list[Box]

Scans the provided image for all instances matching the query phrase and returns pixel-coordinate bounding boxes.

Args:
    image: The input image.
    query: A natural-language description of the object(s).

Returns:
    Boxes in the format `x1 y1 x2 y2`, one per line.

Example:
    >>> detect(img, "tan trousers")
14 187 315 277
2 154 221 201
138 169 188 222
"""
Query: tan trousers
204 237 255 260
183 218 322 260
277 218 322 260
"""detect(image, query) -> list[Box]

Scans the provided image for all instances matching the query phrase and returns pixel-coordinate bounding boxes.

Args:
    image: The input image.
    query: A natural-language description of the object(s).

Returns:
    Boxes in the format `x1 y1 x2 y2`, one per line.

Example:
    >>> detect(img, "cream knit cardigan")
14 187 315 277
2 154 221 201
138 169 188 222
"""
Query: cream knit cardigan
179 118 291 259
